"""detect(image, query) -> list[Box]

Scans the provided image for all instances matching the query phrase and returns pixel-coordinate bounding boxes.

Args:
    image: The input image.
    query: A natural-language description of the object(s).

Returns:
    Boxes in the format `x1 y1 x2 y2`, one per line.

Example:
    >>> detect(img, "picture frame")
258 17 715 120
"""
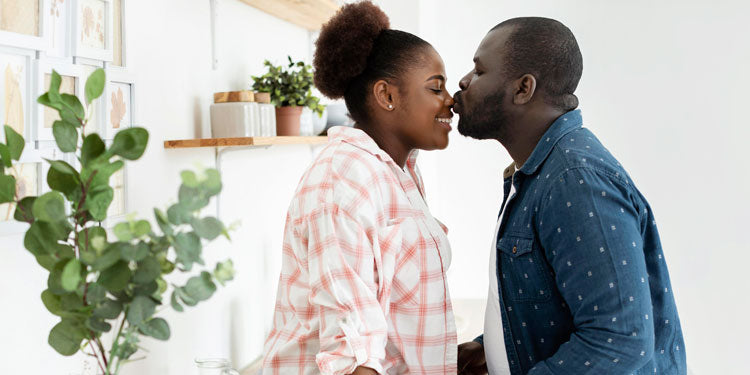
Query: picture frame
33 58 84 141
0 147 56 236
0 46 34 144
44 0 71 58
110 0 126 68
70 0 113 62
103 68 133 139
0 0 49 52
78 62 105 136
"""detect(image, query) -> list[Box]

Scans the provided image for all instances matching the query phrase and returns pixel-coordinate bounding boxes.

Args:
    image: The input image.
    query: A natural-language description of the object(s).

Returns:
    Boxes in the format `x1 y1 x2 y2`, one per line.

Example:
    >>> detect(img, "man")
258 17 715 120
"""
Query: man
452 18 686 374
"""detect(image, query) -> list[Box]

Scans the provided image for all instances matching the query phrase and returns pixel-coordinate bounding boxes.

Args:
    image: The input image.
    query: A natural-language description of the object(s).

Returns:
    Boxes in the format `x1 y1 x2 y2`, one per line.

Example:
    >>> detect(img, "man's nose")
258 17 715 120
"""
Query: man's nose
458 72 471 90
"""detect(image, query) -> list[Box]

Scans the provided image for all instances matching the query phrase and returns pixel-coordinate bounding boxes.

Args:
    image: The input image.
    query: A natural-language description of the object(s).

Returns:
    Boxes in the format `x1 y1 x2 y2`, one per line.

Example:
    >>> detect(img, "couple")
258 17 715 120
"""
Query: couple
262 2 686 375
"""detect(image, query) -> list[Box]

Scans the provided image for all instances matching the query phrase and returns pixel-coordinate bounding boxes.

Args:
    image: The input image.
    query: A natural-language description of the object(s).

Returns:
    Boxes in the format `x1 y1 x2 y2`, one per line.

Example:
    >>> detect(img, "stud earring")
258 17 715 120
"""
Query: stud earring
388 104 393 109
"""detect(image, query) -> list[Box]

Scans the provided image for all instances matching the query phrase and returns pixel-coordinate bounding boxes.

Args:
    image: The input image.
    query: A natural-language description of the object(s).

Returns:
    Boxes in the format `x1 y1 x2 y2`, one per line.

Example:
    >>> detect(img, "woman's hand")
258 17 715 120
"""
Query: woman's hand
458 341 488 374
350 366 378 375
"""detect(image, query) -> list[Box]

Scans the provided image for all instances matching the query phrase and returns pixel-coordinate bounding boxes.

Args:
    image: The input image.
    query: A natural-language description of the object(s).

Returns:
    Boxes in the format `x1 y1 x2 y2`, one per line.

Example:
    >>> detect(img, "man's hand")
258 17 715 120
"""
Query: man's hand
458 341 488 375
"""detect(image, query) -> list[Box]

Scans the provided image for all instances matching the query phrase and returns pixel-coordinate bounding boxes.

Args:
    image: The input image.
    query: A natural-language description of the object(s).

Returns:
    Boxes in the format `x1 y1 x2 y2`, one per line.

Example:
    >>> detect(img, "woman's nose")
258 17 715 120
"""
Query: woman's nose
445 93 455 107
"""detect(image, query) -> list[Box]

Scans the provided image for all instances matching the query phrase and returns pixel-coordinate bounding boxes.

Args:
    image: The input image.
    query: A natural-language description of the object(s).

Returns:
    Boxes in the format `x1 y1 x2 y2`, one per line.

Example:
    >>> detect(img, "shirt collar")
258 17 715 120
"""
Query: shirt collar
327 126 419 169
516 109 583 177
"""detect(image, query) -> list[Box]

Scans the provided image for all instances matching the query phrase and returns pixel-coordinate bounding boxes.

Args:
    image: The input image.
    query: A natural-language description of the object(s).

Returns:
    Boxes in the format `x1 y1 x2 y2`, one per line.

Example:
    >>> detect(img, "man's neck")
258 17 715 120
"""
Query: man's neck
502 108 566 168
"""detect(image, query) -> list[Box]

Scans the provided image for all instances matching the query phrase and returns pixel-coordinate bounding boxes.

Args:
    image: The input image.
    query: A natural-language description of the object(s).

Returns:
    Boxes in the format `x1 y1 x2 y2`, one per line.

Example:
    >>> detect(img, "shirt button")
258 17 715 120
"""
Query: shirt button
513 246 518 254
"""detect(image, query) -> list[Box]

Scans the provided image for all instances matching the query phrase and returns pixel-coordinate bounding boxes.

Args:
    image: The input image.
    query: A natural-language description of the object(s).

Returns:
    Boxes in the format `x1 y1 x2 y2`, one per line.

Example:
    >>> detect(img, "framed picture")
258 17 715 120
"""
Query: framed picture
0 47 33 143
110 0 125 67
33 59 83 141
103 68 132 139
71 0 113 62
0 0 49 51
45 0 71 58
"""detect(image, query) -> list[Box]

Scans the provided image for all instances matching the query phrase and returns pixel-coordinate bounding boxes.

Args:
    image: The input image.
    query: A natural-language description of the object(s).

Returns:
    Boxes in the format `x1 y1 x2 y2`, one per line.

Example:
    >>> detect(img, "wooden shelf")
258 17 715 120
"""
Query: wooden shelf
163 136 328 149
239 0 339 31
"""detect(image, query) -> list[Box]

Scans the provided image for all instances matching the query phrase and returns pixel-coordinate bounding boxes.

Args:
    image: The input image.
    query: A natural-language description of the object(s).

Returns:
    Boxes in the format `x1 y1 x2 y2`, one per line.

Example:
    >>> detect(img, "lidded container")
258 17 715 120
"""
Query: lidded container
210 91 261 138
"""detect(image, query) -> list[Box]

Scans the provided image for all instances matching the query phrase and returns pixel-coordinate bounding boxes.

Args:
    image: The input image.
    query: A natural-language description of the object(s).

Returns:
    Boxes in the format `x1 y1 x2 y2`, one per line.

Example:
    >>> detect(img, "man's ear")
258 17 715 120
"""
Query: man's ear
513 74 537 105
372 79 398 111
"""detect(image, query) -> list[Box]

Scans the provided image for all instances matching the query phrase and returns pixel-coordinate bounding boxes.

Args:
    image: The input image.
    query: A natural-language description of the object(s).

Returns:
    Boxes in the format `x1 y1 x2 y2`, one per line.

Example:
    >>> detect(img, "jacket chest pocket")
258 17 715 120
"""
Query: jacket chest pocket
497 234 552 303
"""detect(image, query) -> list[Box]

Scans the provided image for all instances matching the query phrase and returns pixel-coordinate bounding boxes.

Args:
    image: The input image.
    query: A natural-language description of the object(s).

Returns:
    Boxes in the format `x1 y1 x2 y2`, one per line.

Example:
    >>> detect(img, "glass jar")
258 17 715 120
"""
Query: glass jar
195 358 240 375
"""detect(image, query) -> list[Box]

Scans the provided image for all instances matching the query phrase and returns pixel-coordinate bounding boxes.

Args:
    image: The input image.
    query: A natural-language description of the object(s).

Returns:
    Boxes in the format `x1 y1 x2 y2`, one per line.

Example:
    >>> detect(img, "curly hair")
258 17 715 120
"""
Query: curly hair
313 1 431 124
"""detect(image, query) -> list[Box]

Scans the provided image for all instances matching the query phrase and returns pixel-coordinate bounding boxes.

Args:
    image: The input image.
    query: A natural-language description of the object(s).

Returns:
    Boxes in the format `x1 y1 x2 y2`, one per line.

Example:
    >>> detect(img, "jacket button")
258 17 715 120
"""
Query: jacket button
512 246 517 254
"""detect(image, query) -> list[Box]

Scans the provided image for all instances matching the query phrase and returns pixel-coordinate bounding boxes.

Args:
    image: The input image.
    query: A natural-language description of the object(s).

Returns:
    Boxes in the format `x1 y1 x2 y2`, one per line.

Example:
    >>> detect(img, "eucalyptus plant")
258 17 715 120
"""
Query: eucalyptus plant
1 68 235 375
251 55 325 116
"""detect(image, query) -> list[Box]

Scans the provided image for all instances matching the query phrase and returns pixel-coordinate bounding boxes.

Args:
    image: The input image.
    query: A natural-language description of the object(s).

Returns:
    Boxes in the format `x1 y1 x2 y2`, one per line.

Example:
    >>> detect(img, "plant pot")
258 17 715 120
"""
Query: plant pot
275 106 303 136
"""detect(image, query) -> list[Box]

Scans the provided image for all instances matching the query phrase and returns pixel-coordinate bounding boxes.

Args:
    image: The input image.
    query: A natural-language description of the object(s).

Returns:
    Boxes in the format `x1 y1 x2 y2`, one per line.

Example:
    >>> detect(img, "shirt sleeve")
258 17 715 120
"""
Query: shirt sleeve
528 168 655 374
304 202 388 375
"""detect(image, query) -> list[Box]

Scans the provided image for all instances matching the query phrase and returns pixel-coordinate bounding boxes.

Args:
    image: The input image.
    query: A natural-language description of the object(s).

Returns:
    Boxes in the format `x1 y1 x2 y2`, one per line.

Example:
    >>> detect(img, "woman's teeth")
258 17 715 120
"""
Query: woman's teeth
436 117 452 123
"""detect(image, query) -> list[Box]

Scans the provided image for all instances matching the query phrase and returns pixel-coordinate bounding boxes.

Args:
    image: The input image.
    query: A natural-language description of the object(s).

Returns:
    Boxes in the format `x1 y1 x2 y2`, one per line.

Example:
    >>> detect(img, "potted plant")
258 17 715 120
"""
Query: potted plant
2 68 235 374
252 56 325 136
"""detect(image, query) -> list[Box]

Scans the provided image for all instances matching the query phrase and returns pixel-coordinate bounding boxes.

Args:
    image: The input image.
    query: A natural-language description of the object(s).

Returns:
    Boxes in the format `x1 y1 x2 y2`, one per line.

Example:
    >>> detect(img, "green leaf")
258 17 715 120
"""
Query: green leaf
93 299 122 319
48 260 70 295
85 316 112 333
154 208 173 236
178 185 209 211
174 286 197 307
120 242 149 262
170 291 184 312
133 280 158 296
202 169 222 196
180 170 199 187
47 165 79 198
81 133 105 166
173 232 202 271
110 127 149 160
98 261 131 292
46 159 79 177
48 319 86 356
85 68 105 105
32 191 67 222
113 222 132 241
41 289 63 315
166 203 191 225
91 245 122 271
85 282 107 304
60 292 84 312
85 185 113 221
4 125 25 160
133 220 151 237
60 93 85 121
139 318 170 340
77 226 108 256
61 258 82 292
0 174 16 203
0 144 11 167
52 121 78 152
182 271 216 302
133 256 161 284
13 196 35 222
191 216 224 240
38 92 63 111
213 259 235 286
48 70 63 103
127 295 157 326
24 220 72 257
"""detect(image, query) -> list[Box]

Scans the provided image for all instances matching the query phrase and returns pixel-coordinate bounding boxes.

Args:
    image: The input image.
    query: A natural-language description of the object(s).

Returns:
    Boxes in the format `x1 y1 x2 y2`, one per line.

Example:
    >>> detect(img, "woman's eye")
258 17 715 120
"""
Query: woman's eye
431 88 443 93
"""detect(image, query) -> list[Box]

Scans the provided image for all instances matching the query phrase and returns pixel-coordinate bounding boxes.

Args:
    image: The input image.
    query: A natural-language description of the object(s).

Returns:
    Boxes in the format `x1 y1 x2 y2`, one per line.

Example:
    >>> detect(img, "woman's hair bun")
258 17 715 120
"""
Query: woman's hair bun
313 1 390 99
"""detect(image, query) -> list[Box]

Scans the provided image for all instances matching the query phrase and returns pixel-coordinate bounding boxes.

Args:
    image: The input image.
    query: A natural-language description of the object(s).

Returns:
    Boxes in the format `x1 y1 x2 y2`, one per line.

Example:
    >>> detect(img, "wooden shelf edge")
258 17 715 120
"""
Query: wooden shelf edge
239 0 339 31
163 136 328 149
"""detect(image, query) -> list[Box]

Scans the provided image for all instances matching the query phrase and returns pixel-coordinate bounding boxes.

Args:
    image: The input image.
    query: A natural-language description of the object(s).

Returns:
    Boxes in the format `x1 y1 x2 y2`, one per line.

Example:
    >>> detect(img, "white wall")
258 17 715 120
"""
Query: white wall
417 0 750 374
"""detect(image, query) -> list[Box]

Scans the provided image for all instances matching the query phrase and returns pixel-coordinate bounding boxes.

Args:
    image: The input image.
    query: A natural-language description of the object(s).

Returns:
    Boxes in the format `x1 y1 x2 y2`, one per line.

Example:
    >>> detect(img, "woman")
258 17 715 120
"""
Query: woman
262 2 456 374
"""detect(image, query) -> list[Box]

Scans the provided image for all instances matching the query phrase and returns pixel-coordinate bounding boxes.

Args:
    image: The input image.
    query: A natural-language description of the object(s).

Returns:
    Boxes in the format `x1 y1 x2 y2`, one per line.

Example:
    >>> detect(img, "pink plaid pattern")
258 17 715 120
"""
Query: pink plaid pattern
262 126 457 375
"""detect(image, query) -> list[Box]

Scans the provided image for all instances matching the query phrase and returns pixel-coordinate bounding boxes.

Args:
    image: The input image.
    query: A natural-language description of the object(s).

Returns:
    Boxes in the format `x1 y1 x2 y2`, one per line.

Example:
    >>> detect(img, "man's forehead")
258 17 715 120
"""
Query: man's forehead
475 26 513 62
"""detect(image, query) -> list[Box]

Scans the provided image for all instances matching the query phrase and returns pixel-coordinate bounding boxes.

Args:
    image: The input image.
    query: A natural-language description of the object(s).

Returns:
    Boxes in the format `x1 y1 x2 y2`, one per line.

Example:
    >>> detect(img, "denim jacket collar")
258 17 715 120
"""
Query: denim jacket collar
505 109 583 179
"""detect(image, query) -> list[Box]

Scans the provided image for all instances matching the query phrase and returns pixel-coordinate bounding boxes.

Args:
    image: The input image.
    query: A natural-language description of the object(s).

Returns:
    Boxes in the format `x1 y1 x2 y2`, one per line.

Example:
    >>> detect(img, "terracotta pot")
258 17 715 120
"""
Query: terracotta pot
275 106 303 136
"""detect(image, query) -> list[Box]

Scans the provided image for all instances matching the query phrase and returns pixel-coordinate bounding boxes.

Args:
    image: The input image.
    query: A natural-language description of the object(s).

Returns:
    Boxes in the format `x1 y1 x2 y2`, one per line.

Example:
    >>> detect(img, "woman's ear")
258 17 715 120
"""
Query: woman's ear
513 74 537 105
372 79 397 111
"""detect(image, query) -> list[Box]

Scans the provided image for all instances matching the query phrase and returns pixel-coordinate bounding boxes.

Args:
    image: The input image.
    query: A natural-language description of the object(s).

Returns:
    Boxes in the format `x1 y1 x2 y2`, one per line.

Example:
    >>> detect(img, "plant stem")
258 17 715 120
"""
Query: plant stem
107 311 127 374
87 339 107 375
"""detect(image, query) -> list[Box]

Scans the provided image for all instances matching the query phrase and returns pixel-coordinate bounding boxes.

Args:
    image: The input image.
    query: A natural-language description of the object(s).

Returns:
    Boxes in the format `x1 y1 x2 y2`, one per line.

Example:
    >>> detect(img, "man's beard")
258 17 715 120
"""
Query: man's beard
457 89 509 141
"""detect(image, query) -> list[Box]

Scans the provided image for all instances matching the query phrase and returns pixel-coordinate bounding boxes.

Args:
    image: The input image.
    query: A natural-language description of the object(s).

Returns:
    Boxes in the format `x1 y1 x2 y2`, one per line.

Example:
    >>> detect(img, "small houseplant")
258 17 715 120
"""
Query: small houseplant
3 68 235 374
251 56 325 136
